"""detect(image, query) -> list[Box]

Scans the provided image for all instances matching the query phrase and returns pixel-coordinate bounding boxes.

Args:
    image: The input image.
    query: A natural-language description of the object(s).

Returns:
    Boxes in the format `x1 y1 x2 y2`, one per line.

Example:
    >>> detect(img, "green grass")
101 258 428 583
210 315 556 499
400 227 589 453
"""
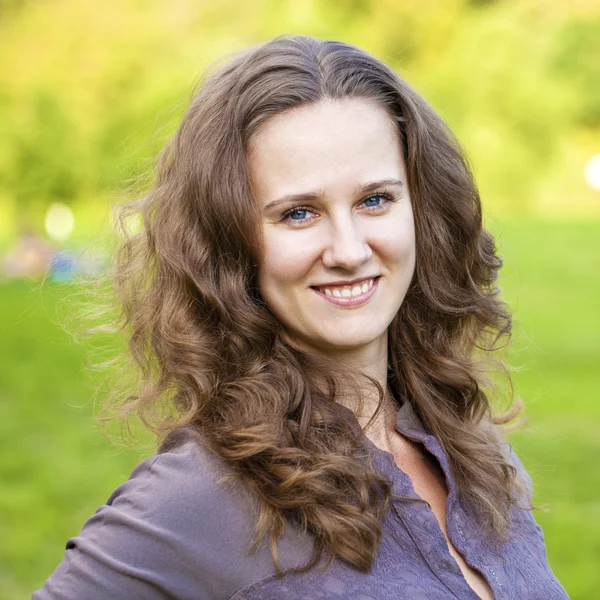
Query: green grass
490 218 600 599
1 218 598 599
0 283 148 599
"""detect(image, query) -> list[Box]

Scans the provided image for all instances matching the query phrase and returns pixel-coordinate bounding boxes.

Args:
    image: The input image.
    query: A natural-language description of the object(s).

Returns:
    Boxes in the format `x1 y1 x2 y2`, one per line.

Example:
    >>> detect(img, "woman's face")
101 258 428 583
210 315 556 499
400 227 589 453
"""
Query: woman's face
248 98 416 361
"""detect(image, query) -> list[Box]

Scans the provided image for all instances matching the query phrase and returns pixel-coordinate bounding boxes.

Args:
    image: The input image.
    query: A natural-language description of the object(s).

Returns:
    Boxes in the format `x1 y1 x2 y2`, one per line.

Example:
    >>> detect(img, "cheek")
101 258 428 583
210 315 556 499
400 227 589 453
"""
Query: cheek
258 232 315 298
390 232 416 267
371 216 416 271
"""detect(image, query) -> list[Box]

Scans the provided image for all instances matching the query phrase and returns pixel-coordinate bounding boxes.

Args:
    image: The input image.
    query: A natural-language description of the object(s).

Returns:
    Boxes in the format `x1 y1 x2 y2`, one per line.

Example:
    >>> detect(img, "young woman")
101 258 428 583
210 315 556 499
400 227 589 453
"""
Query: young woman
33 35 569 599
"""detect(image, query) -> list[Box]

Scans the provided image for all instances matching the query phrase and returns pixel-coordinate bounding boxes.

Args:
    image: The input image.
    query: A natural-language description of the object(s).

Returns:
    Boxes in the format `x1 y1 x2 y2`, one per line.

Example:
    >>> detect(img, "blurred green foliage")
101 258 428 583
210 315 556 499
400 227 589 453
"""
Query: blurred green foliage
0 0 598 243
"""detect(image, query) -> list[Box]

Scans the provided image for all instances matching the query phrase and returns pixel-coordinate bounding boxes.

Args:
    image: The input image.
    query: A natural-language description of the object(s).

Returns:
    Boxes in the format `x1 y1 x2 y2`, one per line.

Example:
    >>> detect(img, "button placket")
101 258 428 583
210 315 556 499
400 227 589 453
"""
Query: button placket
391 499 466 599
391 486 482 599
373 425 488 599
447 504 504 600
411 438 496 600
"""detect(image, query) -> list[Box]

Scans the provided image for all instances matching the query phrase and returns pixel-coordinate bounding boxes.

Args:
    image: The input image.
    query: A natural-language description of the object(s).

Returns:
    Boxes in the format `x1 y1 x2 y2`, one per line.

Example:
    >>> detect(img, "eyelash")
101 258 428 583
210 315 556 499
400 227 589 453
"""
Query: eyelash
279 192 396 227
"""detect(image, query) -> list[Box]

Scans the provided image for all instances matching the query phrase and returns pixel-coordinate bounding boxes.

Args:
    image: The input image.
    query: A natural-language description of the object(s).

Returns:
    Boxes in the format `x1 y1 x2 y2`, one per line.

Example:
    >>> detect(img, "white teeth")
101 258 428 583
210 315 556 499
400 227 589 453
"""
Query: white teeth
318 278 376 298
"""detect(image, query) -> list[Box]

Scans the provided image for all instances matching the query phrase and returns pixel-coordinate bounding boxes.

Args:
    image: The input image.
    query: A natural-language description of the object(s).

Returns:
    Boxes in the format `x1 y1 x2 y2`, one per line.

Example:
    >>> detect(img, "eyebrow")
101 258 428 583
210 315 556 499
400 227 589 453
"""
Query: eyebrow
262 178 404 211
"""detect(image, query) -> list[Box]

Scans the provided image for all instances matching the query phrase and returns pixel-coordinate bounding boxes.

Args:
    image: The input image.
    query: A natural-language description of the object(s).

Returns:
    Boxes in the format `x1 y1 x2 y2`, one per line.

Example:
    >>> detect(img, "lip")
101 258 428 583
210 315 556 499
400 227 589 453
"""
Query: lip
311 276 380 308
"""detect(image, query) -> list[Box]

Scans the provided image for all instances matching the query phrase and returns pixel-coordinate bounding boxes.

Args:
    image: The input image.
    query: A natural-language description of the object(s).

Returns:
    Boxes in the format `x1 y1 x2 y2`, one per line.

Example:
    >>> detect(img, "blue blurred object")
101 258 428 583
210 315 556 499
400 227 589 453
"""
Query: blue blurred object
49 251 77 282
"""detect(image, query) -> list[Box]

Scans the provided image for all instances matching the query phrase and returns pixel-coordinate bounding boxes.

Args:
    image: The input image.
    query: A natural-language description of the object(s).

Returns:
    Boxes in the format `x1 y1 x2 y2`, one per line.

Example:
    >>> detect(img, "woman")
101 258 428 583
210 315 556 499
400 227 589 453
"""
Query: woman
33 35 569 599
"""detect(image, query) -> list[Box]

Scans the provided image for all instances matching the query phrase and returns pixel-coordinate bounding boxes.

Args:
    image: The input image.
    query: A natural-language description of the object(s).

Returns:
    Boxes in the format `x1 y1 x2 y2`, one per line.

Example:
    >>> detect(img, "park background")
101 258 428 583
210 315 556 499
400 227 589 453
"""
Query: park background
0 0 598 598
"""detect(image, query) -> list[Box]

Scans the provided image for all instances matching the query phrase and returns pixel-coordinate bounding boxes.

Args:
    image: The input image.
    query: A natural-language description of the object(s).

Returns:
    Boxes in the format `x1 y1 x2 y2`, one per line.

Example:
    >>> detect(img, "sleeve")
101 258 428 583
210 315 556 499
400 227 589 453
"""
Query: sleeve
31 442 267 600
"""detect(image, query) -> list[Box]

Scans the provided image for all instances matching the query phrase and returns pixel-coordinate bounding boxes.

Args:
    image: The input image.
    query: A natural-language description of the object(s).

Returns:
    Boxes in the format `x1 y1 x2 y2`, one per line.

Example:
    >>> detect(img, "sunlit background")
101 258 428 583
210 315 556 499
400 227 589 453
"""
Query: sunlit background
0 1 598 598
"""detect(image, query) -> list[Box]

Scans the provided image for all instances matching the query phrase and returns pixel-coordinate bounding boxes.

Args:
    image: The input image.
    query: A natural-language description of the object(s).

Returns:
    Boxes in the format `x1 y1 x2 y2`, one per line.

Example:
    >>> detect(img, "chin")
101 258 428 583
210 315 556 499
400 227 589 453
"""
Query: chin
282 317 391 354
315 329 387 351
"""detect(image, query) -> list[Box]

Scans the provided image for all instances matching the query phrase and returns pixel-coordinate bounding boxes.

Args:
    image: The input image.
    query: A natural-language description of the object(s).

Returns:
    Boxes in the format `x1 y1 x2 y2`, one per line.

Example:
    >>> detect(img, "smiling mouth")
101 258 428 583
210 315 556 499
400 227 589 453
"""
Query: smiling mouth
310 276 380 306
311 276 377 298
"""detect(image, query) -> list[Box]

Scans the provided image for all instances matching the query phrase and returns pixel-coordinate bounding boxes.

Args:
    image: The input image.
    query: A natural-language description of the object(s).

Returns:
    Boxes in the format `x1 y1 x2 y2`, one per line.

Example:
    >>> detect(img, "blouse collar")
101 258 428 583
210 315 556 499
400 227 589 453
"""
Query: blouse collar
394 399 428 438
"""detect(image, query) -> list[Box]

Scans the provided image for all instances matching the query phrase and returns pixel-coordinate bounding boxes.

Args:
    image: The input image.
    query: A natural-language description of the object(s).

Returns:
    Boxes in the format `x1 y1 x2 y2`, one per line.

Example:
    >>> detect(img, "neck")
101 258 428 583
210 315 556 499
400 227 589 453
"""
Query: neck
282 330 398 445
334 344 399 449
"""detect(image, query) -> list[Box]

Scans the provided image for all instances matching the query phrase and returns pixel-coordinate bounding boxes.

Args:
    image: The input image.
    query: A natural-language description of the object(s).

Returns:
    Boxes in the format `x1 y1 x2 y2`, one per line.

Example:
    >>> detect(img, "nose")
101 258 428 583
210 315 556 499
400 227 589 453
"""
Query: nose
321 215 373 271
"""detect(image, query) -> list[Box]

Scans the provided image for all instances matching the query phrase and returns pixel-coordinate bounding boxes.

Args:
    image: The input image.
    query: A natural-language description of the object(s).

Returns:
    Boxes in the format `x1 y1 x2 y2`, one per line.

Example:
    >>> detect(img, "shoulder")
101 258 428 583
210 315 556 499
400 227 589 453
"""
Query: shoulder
108 429 250 534
34 429 311 600
104 429 288 576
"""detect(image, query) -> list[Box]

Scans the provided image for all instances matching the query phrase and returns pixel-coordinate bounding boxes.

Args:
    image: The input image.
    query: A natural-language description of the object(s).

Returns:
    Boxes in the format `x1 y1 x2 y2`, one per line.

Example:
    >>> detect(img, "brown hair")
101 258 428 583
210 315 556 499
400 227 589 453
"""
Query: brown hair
105 35 526 574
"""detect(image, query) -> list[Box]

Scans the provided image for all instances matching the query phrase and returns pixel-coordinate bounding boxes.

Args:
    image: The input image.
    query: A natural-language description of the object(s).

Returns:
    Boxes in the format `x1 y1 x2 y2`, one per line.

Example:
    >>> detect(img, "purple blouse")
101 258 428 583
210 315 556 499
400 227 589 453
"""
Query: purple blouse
33 401 569 599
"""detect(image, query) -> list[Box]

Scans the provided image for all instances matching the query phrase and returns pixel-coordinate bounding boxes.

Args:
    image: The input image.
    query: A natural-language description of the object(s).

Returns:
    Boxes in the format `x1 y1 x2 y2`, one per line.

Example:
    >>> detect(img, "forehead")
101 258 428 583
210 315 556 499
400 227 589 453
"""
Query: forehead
247 98 405 202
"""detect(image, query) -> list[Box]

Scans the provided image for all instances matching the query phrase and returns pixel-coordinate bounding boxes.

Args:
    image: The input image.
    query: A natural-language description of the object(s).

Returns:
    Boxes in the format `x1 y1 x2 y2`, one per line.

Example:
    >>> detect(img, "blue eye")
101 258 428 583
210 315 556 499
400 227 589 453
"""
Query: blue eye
289 209 310 220
362 192 396 212
280 192 395 227
363 194 385 208
280 205 316 225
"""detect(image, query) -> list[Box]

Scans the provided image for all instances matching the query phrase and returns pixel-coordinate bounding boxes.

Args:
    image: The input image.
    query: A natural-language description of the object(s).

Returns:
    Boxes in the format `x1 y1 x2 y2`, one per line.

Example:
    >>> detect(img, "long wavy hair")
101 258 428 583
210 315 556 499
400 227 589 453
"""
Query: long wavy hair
104 35 527 574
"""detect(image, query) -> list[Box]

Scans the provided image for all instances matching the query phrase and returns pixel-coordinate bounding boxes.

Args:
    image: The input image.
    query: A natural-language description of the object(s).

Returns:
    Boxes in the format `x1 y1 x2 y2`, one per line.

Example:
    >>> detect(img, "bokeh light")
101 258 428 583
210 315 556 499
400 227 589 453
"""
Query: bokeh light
584 154 600 192
44 203 75 241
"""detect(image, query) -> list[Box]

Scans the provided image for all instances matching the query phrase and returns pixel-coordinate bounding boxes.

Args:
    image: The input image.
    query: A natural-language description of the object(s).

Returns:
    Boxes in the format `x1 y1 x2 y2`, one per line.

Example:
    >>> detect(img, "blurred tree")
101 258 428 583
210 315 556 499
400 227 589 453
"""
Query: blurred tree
549 15 600 127
0 0 29 18
0 0 597 240
2 92 83 213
